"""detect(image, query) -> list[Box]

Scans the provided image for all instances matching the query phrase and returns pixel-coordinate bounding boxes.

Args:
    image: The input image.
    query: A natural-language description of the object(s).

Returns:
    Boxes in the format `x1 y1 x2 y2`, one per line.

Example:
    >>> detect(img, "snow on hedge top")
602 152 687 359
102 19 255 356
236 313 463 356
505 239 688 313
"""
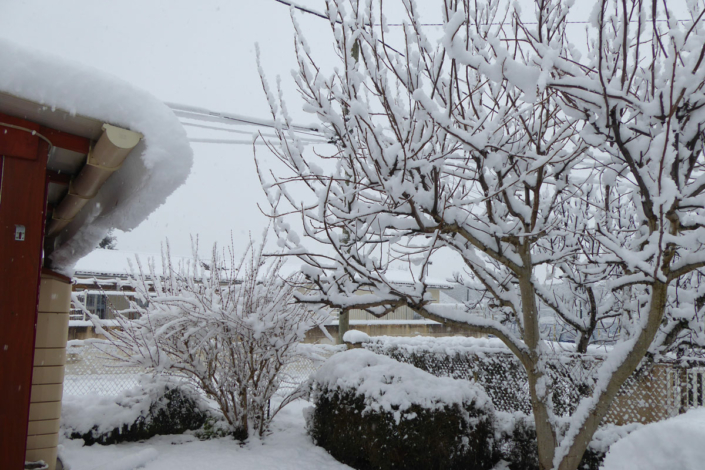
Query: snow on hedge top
362 334 510 357
60 377 206 436
360 334 610 357
311 349 491 420
0 38 193 273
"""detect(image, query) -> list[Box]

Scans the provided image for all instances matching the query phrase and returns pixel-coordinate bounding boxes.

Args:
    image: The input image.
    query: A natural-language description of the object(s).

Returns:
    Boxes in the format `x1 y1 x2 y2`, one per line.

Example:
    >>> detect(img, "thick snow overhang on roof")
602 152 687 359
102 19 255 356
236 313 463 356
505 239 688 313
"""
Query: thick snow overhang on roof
0 38 193 274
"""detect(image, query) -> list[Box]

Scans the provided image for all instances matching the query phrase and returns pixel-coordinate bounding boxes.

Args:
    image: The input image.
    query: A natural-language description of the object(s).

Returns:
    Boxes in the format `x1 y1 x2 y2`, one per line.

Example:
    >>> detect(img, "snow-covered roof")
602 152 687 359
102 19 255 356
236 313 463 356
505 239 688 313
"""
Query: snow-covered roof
0 38 193 274
279 262 456 289
73 249 190 278
380 270 455 289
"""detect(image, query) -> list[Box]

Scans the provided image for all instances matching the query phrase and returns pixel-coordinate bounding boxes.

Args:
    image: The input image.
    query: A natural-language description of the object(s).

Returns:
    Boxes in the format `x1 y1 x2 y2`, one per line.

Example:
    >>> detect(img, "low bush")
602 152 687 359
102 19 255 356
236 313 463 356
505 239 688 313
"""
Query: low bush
87 239 329 439
307 349 496 470
62 378 209 445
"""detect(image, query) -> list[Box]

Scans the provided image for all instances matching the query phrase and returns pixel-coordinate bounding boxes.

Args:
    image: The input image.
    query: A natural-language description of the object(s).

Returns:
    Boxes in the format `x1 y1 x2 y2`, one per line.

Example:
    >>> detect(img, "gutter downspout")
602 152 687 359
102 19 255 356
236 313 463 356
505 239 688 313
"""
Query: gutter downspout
47 124 141 237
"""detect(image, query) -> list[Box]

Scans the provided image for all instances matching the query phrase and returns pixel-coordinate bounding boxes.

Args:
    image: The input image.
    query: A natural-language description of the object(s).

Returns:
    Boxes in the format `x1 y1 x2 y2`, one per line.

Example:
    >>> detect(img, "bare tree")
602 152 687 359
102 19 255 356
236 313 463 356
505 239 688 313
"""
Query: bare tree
512 0 705 467
257 1 705 469
93 239 328 440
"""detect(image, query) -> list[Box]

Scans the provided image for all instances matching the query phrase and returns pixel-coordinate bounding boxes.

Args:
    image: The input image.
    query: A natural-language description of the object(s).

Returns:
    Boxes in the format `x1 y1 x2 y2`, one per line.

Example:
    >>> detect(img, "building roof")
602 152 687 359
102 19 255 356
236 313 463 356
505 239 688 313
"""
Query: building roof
73 248 191 278
0 38 193 274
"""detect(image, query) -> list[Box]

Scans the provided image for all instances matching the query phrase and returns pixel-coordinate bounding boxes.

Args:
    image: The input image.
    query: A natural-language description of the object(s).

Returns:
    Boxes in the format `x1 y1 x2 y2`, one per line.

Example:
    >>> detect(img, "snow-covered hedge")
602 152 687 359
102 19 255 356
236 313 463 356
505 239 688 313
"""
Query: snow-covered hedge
62 378 209 445
307 349 496 470
359 335 602 417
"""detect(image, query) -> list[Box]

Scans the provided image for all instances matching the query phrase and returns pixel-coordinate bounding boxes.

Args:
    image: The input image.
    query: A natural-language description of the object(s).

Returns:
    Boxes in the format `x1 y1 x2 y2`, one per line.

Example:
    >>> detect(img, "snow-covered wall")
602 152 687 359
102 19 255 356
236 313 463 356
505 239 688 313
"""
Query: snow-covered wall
0 38 193 273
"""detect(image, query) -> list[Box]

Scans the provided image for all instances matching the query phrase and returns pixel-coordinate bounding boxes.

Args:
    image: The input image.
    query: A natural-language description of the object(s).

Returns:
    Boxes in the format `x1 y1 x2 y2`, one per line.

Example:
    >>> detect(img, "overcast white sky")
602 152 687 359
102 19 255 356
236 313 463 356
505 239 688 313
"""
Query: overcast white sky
0 0 453 255
0 0 339 258
0 0 673 276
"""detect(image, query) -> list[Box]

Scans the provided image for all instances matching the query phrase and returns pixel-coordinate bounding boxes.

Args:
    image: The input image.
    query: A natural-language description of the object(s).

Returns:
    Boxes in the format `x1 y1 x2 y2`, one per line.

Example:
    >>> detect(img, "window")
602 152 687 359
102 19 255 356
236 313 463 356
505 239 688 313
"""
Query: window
85 293 108 319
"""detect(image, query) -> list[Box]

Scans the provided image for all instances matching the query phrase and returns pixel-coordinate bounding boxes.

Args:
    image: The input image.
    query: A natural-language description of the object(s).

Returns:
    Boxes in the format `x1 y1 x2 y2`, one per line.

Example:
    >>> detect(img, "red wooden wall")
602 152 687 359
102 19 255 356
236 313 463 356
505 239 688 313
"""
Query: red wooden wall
0 122 49 469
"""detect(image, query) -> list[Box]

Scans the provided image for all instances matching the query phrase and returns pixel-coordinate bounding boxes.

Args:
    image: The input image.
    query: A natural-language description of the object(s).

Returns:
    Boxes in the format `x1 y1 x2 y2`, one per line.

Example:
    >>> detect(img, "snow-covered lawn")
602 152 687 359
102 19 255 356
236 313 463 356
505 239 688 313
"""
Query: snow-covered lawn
59 400 351 470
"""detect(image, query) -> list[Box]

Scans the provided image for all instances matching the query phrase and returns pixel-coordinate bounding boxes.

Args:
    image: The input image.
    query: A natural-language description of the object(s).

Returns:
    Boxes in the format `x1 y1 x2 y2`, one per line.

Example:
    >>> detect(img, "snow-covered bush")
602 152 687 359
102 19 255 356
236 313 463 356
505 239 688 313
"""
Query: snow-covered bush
308 349 496 470
95 239 329 440
61 377 209 445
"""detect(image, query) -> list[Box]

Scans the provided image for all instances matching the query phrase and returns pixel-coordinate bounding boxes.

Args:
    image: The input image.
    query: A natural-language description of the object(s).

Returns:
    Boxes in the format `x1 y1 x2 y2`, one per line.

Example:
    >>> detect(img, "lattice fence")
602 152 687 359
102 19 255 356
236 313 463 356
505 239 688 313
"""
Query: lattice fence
362 340 704 425
63 340 339 397
65 334 704 427
64 341 146 396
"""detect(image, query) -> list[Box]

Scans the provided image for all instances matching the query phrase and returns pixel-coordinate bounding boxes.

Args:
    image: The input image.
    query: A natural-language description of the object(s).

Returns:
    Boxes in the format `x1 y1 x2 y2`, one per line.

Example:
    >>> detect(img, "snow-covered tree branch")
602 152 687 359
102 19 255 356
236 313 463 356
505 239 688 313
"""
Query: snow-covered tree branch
256 1 705 469
92 238 328 440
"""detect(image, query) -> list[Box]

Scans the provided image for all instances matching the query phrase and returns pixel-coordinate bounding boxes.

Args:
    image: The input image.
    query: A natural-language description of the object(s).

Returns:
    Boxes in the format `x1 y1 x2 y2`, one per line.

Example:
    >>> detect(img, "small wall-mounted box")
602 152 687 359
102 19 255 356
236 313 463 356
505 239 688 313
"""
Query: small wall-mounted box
15 225 25 241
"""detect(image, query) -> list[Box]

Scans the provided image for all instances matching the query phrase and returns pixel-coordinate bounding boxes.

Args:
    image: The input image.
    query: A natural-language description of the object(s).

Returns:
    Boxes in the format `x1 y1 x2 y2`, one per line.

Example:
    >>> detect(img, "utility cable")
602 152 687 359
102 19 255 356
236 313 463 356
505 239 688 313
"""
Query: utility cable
168 101 322 134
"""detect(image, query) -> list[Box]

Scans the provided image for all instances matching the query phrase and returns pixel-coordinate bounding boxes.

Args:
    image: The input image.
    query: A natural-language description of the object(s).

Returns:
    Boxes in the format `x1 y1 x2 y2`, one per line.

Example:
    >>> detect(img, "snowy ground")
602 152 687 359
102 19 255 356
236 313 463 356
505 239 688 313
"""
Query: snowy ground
600 407 705 470
59 400 351 470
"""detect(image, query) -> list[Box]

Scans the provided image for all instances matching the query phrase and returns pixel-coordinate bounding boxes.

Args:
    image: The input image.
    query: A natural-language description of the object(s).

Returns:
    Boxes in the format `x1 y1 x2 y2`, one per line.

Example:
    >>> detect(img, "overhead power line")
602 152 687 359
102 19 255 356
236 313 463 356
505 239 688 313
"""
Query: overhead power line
271 0 692 27
169 102 331 146
189 137 329 146
167 101 323 135
182 121 303 141
273 0 330 21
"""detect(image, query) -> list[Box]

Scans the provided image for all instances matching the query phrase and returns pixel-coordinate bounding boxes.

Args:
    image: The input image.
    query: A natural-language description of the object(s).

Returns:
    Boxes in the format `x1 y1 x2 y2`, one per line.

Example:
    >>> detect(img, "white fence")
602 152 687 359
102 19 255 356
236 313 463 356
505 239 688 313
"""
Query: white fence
64 341 146 396
63 340 339 397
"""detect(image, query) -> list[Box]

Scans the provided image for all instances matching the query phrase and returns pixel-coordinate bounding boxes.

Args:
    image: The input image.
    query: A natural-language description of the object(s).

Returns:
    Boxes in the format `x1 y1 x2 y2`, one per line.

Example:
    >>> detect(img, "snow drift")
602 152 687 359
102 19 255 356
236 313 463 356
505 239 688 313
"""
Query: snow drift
0 37 193 272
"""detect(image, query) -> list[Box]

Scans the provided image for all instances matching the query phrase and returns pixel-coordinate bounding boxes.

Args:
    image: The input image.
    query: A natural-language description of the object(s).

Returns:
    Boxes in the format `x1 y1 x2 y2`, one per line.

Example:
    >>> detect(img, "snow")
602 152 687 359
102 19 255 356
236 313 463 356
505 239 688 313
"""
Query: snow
0 38 193 273
341 329 371 344
360 334 510 356
61 377 202 437
600 408 705 470
377 270 456 288
68 320 120 328
86 448 159 470
311 348 492 419
59 400 352 470
329 319 441 326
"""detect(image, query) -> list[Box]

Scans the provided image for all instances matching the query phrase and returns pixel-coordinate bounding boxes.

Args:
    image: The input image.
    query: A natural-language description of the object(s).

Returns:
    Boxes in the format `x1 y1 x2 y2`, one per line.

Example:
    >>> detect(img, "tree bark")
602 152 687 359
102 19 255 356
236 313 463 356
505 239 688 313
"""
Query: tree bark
556 281 669 470
518 246 557 470
338 308 350 344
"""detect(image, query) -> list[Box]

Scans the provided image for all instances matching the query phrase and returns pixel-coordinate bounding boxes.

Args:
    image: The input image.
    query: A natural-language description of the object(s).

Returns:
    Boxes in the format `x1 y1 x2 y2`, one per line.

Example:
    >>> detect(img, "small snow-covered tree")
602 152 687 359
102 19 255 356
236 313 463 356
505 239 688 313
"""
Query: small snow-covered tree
97 239 328 440
257 1 705 469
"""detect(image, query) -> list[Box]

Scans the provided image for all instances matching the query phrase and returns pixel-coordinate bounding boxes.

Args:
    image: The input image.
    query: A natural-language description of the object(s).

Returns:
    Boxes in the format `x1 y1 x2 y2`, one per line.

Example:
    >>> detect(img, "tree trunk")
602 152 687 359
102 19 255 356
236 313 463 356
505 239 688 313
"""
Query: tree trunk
576 287 599 354
338 308 350 344
517 246 557 470
234 388 249 441
556 281 669 470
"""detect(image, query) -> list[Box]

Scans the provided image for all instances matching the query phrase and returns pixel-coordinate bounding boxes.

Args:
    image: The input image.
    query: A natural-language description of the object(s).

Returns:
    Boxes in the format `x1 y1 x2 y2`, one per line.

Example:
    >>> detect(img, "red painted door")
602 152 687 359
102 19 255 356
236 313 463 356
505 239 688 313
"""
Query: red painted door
0 130 49 469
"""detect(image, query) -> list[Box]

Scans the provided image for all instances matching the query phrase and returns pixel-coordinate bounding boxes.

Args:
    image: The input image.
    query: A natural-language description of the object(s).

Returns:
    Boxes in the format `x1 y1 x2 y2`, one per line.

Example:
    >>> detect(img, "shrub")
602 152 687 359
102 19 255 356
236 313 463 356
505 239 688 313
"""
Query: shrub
307 349 496 470
85 238 329 439
62 379 209 445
